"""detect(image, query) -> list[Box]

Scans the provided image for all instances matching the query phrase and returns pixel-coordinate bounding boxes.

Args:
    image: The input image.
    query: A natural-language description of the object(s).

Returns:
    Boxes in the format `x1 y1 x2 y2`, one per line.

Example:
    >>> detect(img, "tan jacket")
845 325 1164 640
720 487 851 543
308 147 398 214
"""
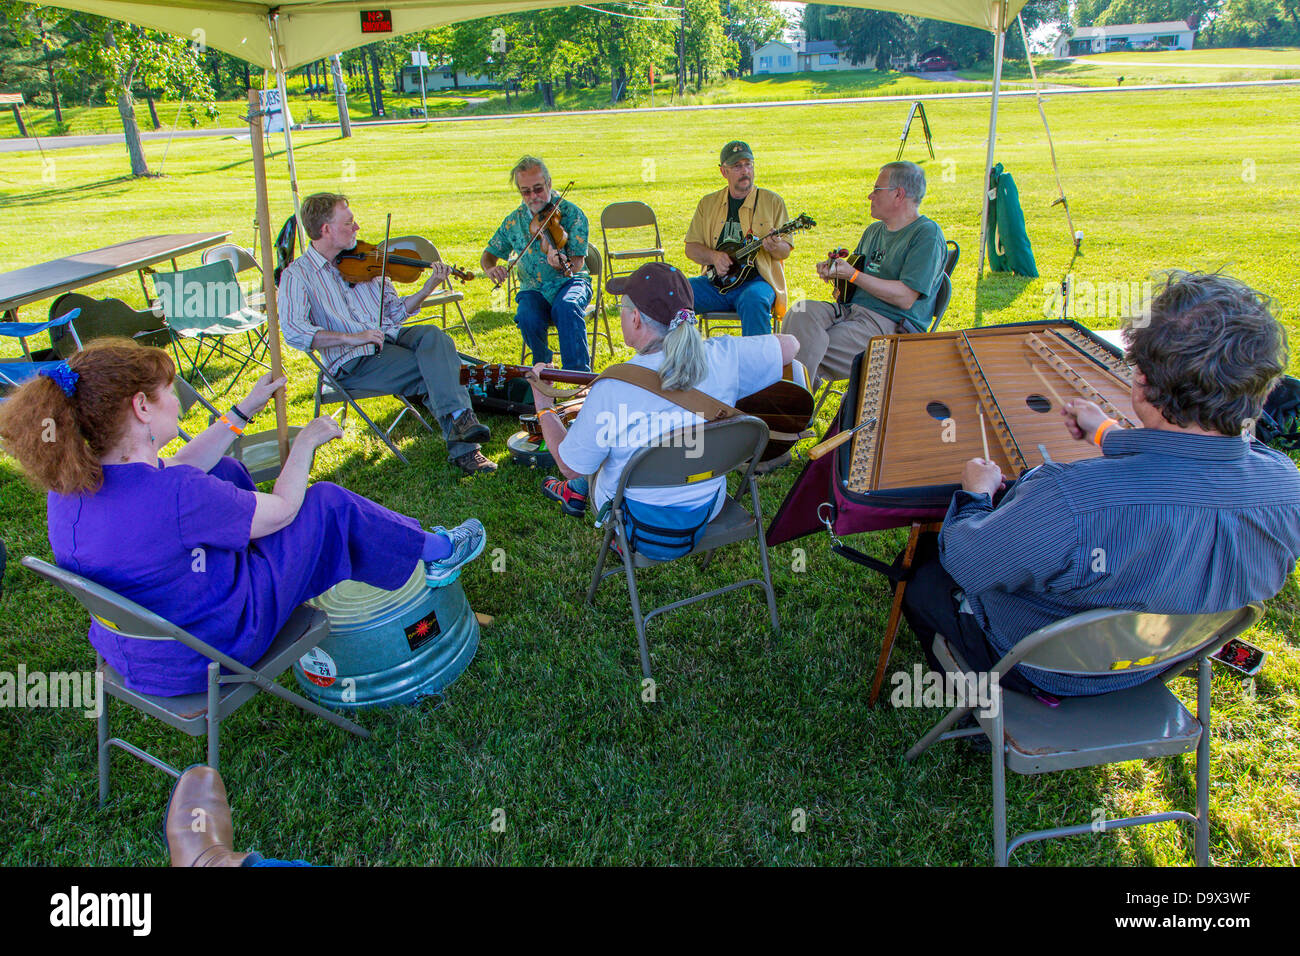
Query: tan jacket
685 186 791 316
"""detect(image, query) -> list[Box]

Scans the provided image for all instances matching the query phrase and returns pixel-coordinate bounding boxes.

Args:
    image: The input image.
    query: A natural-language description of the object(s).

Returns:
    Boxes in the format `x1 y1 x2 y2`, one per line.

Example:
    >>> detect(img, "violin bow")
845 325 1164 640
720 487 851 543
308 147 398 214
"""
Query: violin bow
373 213 393 350
495 180 576 289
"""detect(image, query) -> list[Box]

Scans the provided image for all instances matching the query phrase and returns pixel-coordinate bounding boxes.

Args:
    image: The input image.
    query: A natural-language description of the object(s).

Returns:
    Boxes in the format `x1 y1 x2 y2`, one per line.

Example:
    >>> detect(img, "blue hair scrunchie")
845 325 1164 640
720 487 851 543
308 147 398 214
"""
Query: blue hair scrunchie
38 362 79 397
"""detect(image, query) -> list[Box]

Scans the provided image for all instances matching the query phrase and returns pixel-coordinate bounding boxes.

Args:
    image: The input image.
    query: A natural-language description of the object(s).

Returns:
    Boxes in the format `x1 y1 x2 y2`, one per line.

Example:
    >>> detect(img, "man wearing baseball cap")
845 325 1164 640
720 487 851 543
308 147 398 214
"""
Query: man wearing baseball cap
683 141 794 336
528 261 798 527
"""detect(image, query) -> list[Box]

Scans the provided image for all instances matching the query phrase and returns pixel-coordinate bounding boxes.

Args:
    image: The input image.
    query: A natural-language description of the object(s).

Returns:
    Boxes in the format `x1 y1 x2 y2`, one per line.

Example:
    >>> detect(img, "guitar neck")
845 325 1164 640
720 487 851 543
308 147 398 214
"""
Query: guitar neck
460 364 597 387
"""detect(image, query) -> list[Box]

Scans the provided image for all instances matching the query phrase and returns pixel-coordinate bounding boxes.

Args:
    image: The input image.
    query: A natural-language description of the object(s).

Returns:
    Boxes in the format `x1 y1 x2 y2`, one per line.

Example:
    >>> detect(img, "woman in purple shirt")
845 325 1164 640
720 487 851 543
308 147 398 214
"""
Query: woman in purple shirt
0 339 485 697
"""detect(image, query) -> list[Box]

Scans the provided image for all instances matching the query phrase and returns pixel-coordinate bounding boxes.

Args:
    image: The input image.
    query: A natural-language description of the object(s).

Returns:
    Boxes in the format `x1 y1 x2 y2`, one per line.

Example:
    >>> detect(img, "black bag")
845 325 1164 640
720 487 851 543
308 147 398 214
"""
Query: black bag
1258 375 1300 451
273 214 297 284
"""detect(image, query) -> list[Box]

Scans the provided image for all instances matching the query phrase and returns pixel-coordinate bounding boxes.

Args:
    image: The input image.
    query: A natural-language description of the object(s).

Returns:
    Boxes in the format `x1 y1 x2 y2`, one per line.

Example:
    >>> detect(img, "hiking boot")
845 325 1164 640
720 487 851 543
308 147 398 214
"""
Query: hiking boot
542 476 587 517
425 518 487 587
449 409 490 444
452 449 497 475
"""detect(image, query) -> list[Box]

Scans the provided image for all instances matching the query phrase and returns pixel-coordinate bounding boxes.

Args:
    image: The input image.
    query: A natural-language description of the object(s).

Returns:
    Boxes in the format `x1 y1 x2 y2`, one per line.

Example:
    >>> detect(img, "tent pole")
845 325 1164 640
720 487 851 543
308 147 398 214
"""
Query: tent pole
976 3 1007 278
248 88 291 464
270 14 304 251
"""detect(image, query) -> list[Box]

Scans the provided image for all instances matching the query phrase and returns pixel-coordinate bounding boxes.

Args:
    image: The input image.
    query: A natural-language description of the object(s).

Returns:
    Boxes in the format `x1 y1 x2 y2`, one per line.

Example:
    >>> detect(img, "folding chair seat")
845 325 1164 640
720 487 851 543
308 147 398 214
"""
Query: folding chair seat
21 556 368 806
172 377 303 483
152 260 269 395
518 247 616 366
585 415 780 680
903 602 1264 866
600 201 665 283
305 349 436 465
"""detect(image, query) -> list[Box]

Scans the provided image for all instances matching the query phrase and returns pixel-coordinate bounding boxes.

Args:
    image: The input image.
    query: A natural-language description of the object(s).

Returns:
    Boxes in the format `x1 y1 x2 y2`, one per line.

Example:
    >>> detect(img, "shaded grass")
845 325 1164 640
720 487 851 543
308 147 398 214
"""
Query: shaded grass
0 86 1298 866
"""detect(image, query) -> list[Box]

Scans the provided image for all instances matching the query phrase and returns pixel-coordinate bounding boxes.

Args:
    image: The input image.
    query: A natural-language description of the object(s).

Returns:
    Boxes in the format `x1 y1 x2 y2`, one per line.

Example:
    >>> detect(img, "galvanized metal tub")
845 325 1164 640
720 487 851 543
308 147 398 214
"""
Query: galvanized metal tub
292 562 479 709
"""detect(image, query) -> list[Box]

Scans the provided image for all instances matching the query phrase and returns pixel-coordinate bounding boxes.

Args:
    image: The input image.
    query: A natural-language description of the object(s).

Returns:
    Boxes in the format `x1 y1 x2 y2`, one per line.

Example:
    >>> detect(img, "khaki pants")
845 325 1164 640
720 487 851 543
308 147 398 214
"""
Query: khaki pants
781 299 899 387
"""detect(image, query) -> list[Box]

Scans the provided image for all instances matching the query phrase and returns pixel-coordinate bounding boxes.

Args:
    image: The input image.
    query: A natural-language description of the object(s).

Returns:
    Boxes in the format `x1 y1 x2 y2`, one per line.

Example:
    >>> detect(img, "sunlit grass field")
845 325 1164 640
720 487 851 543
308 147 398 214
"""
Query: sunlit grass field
1 86 1298 866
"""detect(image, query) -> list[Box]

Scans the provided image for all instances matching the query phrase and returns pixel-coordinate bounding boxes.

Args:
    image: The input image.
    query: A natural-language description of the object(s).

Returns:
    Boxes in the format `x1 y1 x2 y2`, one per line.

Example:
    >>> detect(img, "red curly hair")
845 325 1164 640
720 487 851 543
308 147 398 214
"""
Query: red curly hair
0 338 175 496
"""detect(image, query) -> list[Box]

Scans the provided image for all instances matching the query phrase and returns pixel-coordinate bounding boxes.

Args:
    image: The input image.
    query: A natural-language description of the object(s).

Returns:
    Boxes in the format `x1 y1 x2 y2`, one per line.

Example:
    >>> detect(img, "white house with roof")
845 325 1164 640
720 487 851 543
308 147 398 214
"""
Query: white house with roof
400 64 495 92
752 39 874 74
1054 21 1195 57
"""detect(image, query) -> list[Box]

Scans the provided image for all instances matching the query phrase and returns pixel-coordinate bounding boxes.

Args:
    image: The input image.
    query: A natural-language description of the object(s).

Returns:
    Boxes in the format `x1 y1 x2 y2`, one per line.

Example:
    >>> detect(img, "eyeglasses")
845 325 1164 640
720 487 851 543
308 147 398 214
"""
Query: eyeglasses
518 184 550 197
870 185 896 194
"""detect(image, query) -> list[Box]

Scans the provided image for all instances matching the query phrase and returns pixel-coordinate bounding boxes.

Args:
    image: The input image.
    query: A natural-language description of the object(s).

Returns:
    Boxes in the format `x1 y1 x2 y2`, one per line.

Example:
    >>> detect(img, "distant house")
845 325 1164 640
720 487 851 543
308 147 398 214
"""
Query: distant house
1053 21 1195 58
751 40 874 75
399 64 495 93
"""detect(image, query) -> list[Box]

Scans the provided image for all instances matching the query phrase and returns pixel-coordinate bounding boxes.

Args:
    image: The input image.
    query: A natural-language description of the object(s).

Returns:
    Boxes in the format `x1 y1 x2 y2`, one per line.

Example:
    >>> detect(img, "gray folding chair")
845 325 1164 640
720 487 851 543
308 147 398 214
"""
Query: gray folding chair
305 349 436 466
585 415 780 680
600 201 665 283
21 556 368 806
518 247 615 365
904 602 1265 866
172 377 303 483
386 236 477 348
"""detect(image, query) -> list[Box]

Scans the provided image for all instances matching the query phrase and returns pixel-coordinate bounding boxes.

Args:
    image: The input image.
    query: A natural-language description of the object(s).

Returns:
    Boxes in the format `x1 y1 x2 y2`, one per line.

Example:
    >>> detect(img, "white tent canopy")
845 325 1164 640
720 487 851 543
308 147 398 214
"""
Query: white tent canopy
39 1 1026 70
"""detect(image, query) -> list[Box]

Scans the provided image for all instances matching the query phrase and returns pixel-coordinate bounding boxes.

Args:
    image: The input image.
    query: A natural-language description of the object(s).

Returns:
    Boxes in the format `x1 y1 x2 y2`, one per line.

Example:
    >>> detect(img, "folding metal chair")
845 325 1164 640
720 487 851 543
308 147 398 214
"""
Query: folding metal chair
152 260 269 395
21 556 368 806
384 236 477 347
172 377 302 483
585 416 780 680
600 201 665 283
305 349 436 466
903 602 1264 866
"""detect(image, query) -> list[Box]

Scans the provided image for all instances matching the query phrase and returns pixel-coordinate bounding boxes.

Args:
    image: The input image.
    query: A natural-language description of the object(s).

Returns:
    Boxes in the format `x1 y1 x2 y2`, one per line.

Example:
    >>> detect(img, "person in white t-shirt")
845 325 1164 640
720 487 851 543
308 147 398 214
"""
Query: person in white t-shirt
527 261 798 522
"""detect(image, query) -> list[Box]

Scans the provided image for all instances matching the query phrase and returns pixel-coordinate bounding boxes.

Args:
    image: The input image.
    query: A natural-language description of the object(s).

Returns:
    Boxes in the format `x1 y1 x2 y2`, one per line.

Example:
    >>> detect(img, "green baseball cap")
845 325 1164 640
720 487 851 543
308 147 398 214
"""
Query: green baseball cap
720 141 754 166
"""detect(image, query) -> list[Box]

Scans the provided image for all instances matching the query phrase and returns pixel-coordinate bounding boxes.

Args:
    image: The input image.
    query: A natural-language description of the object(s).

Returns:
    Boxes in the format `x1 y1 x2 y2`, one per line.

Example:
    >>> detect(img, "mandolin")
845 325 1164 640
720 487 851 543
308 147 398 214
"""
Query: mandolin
702 213 816 293
827 247 866 305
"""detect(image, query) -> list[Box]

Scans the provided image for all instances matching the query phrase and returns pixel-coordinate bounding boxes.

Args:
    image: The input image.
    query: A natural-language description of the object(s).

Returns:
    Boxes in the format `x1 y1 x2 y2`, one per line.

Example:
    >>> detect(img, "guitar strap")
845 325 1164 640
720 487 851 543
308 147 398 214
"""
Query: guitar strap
595 364 741 422
595 363 807 446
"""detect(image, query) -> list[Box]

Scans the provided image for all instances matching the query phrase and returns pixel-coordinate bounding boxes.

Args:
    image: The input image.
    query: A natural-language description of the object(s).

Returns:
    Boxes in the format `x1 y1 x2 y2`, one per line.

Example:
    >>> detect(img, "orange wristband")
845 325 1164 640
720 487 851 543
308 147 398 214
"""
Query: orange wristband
1092 418 1118 447
849 269 861 285
219 414 244 436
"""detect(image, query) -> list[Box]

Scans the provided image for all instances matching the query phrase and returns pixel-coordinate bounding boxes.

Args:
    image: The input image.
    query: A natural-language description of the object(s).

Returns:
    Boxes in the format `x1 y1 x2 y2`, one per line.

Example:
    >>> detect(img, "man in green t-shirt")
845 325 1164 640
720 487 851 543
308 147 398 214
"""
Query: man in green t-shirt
784 161 947 388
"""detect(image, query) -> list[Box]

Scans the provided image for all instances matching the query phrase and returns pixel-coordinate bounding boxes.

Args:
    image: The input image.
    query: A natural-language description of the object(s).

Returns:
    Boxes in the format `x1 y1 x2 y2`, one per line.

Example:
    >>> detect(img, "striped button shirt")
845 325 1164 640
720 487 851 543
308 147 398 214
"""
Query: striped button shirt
278 245 409 375
939 428 1300 696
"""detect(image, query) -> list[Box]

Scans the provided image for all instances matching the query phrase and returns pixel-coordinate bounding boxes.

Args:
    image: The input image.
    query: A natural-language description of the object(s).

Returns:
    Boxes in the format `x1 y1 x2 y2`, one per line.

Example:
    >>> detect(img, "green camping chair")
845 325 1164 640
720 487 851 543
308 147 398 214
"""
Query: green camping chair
153 260 269 395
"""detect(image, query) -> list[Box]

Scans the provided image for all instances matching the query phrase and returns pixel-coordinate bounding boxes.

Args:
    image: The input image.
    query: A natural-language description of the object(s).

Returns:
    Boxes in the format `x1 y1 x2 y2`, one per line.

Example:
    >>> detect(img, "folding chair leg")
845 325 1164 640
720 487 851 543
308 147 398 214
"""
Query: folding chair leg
399 397 437 434
904 703 975 763
255 676 370 739
587 524 616 604
616 525 654 680
992 702 1008 866
1196 656 1211 867
454 300 477 349
207 662 220 771
97 664 110 807
346 396 411 464
750 478 780 634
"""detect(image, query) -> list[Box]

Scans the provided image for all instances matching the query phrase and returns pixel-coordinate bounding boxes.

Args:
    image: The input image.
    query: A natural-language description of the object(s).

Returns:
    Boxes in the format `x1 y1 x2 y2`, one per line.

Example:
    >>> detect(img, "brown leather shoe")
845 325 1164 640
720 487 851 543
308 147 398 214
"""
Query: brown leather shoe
450 409 490 444
452 449 498 475
164 765 250 867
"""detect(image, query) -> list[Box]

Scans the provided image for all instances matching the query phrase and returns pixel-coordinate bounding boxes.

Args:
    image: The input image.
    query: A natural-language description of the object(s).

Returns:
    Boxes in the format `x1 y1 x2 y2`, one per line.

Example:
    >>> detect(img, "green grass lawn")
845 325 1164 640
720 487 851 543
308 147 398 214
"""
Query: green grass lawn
1 86 1298 866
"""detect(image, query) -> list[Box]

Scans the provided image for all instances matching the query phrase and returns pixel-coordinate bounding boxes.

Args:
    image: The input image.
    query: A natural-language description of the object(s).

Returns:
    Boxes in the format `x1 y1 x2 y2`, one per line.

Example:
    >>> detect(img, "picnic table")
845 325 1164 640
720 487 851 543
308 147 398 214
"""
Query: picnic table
0 233 231 336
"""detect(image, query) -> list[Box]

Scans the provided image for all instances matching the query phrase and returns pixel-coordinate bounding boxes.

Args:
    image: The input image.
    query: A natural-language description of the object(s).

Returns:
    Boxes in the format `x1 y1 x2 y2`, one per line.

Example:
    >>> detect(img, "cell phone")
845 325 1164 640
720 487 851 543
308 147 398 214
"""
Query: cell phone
1212 638 1266 677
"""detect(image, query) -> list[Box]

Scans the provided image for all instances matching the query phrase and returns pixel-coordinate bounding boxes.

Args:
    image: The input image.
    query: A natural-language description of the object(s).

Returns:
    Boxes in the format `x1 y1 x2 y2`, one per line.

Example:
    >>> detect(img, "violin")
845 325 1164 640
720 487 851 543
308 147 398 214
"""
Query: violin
335 238 475 286
530 197 576 277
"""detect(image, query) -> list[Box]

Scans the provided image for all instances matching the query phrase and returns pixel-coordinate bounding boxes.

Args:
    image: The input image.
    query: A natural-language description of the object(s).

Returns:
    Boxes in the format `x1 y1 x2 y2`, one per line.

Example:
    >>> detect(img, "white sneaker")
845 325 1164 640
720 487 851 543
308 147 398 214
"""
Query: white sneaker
425 519 487 587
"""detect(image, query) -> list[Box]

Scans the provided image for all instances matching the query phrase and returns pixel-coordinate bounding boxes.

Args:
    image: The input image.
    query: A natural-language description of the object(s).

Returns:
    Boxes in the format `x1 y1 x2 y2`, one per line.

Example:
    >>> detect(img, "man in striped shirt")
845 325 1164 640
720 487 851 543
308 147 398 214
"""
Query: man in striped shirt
903 271 1300 698
280 193 495 474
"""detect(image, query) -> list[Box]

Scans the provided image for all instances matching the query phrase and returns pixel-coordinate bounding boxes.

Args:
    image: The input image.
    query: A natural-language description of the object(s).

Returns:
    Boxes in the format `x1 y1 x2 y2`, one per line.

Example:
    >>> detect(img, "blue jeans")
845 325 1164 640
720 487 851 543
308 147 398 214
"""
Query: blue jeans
516 277 592 371
689 275 776 336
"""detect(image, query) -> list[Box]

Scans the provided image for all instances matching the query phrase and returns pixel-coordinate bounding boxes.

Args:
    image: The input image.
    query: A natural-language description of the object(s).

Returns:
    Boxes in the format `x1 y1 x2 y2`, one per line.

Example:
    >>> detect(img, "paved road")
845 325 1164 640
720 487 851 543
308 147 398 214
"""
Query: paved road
3 77 1298 154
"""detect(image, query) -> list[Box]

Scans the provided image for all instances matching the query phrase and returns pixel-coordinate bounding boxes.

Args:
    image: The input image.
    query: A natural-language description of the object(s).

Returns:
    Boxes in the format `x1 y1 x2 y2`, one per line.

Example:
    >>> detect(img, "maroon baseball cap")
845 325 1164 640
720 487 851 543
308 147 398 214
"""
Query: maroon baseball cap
606 262 695 326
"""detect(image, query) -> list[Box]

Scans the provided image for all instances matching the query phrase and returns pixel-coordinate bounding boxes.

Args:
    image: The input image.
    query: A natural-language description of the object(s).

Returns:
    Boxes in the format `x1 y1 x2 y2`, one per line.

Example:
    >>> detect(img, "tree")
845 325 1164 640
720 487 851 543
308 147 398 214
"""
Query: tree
725 0 787 73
